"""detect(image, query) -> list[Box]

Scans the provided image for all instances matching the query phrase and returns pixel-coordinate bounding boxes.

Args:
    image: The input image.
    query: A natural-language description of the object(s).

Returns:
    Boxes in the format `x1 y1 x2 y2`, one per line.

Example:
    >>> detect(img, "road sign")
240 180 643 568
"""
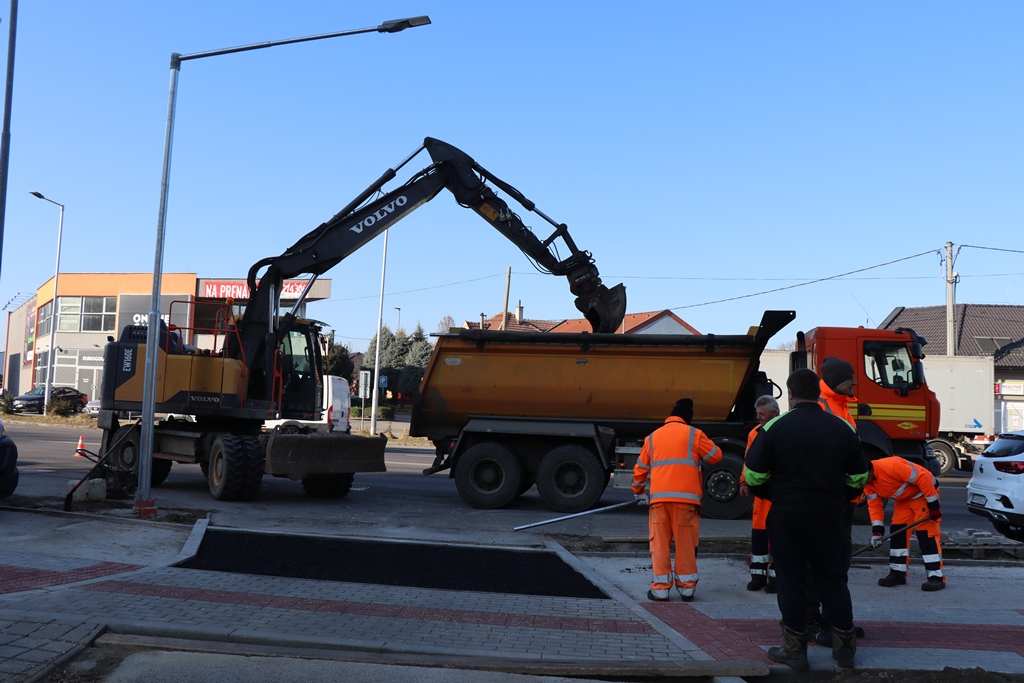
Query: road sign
379 375 388 388
359 370 371 399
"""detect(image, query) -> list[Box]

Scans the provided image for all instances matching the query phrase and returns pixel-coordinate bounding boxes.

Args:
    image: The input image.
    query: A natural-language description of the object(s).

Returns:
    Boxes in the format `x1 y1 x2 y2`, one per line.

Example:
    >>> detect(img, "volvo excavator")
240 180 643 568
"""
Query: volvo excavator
98 138 627 501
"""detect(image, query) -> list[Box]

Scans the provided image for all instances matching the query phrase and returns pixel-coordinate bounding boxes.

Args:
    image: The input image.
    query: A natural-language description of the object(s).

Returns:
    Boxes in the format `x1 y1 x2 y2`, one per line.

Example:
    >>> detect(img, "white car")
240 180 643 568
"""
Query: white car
966 430 1024 542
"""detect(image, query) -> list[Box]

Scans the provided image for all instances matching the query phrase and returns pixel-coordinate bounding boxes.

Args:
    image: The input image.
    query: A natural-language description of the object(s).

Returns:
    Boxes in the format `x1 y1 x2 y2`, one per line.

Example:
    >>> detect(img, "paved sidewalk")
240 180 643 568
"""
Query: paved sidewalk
1 507 1022 681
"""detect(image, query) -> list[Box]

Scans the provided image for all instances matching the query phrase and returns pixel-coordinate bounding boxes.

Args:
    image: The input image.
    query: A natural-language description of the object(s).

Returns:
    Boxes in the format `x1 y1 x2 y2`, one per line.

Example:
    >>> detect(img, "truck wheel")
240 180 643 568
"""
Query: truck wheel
238 436 265 500
208 435 246 501
151 459 173 487
929 440 955 476
700 450 751 520
454 442 523 509
112 425 141 471
301 473 355 498
536 444 606 513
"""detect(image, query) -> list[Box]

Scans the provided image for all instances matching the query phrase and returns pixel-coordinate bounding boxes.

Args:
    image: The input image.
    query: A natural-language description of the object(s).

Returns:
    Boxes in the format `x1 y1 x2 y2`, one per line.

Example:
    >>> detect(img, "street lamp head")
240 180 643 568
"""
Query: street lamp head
379 16 431 33
29 191 44 199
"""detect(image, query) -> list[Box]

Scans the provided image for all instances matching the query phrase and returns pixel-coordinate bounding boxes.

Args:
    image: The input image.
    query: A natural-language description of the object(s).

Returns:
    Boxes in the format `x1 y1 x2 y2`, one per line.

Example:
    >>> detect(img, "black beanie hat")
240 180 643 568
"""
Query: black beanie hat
671 398 694 423
820 356 855 390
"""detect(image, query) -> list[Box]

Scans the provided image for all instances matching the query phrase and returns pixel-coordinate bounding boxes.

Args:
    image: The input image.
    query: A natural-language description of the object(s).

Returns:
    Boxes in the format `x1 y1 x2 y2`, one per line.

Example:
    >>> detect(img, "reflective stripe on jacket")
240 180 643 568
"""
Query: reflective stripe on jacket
864 455 940 526
632 416 722 505
818 379 855 429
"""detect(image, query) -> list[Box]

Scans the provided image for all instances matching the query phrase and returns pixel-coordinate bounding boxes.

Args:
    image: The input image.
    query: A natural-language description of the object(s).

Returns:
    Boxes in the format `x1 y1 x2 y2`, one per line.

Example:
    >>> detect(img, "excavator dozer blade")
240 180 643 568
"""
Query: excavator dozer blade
265 432 387 477
578 283 627 334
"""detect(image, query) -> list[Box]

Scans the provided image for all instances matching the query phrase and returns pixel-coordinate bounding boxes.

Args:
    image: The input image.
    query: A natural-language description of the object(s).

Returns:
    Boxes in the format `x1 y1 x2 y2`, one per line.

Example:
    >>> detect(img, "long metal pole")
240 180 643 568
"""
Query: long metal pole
945 241 955 356
0 0 18 287
370 229 388 436
500 266 511 330
851 516 929 558
513 499 638 531
43 203 63 414
136 56 180 516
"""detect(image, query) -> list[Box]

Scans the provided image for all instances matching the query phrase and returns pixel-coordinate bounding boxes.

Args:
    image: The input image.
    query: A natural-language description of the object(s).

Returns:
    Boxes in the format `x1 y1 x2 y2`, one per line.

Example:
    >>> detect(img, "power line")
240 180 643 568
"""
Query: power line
960 245 1024 256
328 273 504 302
668 249 940 311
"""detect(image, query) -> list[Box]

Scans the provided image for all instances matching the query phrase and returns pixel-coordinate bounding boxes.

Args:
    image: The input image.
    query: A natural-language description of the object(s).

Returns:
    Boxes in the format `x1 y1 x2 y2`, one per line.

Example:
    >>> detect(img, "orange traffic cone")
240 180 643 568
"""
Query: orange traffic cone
75 435 86 457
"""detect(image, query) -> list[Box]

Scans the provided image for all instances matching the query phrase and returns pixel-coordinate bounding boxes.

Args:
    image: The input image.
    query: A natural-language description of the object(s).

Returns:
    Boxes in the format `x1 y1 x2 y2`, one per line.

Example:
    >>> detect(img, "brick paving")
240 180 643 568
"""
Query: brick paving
0 563 142 595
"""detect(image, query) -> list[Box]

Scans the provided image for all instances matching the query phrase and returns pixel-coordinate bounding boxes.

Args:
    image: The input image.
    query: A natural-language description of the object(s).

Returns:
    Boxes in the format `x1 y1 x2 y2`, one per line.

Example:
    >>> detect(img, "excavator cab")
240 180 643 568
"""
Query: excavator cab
276 320 323 420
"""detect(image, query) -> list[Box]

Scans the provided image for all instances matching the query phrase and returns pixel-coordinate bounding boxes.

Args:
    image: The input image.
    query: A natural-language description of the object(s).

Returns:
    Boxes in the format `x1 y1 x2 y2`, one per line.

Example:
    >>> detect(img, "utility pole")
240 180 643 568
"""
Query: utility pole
500 266 511 330
945 241 956 356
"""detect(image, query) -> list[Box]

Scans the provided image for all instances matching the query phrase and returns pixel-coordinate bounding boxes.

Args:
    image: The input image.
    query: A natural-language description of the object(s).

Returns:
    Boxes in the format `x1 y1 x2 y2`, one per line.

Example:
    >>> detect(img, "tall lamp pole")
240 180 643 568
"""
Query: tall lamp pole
136 16 431 517
28 191 63 415
370 230 388 436
395 307 401 332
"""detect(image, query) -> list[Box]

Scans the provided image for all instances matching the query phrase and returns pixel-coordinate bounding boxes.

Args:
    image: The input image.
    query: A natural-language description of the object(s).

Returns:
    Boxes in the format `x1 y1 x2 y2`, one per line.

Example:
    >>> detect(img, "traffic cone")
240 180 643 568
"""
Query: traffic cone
75 435 86 457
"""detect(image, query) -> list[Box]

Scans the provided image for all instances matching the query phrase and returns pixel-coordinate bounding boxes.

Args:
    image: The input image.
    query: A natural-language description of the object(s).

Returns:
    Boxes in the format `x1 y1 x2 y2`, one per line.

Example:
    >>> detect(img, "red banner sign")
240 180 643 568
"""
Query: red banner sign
202 280 312 300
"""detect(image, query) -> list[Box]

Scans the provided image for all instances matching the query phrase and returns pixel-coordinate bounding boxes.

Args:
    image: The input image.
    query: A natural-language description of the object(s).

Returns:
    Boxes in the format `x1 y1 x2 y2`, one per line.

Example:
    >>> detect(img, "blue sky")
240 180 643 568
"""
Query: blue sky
1 1 1021 352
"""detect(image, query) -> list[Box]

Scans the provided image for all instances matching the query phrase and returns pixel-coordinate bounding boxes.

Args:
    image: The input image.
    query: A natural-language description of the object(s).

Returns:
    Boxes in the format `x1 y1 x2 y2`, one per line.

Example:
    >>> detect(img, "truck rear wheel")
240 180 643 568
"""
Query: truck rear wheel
700 449 751 520
929 440 955 476
208 435 247 501
302 473 355 498
536 444 606 513
455 442 522 509
151 458 173 487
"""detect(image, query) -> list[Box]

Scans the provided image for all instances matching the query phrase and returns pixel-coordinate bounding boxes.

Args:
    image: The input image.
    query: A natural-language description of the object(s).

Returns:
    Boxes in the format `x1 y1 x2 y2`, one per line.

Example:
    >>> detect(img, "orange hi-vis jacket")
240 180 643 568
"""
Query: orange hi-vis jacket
632 416 722 505
739 425 761 487
864 456 940 527
818 379 855 429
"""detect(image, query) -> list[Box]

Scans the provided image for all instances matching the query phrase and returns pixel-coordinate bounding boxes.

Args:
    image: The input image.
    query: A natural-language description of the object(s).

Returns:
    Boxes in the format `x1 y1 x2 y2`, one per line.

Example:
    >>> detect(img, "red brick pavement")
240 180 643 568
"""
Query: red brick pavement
0 562 142 594
646 604 1024 660
81 581 656 634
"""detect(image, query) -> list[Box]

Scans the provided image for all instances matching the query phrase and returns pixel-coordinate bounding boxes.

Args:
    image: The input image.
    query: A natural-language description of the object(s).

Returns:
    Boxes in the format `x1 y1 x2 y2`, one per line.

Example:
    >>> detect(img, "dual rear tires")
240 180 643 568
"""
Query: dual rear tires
208 435 264 501
455 441 607 513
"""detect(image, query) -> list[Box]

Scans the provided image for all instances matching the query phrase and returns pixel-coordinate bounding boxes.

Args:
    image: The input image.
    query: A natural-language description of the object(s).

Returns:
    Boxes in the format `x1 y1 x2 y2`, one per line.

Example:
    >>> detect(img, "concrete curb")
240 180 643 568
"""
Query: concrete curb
23 623 107 683
95 631 770 678
0 504 196 530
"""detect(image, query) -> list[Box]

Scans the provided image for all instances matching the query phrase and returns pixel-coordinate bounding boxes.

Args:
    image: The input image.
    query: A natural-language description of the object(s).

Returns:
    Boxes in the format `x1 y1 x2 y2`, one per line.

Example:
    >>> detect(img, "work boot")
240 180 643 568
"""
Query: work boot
921 577 946 592
877 571 907 587
677 586 695 602
831 626 857 668
647 589 669 602
814 628 833 647
746 575 767 591
765 577 777 594
768 624 808 670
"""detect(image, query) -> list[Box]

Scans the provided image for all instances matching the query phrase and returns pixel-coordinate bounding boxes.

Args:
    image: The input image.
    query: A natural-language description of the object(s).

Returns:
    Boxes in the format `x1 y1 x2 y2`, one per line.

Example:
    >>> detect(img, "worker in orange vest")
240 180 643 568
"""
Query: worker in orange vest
818 356 857 428
865 456 945 591
740 395 780 592
633 398 722 602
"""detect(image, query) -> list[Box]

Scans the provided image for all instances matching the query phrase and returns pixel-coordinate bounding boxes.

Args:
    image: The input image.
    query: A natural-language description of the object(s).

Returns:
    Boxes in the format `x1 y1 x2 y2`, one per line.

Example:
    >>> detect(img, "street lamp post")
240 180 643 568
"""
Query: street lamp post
29 191 63 415
370 230 388 436
136 16 431 517
395 307 401 332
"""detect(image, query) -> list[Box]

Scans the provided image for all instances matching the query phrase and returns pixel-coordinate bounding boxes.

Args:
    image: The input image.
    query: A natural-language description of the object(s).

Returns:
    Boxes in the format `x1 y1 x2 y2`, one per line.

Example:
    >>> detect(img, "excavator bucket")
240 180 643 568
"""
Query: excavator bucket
577 283 627 334
265 432 388 477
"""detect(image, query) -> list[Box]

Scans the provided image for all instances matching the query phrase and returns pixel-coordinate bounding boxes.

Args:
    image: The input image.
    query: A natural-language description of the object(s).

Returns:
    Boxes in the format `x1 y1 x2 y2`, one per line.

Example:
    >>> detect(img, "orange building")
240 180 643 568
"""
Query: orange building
2 273 330 398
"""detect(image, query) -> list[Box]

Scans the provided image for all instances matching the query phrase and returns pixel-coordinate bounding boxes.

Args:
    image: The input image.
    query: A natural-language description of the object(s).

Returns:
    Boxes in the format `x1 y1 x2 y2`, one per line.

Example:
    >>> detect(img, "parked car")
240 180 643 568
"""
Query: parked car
84 399 101 417
0 419 18 498
12 386 88 414
966 430 1024 542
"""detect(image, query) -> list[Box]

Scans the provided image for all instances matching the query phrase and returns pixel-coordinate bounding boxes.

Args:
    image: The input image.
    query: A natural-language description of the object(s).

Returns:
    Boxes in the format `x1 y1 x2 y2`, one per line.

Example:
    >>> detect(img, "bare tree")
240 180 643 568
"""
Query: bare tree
436 315 455 334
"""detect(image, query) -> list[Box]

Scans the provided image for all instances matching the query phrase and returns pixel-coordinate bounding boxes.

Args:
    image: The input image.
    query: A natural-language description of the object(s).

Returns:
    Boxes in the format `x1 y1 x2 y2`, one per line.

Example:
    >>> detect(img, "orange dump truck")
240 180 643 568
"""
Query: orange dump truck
413 310 942 518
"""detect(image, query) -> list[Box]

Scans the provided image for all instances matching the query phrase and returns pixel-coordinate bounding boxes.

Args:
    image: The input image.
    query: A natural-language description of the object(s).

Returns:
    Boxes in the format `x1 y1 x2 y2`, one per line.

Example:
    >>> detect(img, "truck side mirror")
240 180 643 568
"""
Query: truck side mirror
912 362 926 386
909 342 924 360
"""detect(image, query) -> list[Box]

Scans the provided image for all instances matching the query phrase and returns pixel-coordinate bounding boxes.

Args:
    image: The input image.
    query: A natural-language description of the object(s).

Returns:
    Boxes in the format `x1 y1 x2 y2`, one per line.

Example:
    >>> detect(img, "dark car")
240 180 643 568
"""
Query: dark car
0 419 18 498
12 386 88 414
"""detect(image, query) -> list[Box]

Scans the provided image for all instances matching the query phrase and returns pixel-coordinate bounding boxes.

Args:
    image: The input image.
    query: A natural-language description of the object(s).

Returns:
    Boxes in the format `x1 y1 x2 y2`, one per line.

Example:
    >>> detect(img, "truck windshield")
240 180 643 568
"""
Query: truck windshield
864 343 919 390
280 330 312 377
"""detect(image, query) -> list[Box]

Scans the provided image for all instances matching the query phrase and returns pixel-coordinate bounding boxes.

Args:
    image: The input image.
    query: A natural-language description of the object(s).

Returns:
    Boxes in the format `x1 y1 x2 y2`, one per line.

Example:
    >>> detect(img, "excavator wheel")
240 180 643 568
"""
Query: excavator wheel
207 435 247 501
301 473 355 499
151 458 173 487
238 436 265 501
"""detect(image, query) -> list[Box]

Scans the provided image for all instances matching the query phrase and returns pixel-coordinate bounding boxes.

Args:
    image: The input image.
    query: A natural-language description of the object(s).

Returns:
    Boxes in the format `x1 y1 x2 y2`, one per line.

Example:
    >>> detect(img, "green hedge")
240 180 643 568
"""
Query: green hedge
350 405 394 420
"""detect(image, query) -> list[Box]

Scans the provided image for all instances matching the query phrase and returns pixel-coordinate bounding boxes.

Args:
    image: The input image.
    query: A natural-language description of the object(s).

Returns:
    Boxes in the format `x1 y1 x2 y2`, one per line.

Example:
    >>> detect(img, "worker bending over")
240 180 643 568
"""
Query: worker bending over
740 395 780 592
865 456 945 591
632 398 722 602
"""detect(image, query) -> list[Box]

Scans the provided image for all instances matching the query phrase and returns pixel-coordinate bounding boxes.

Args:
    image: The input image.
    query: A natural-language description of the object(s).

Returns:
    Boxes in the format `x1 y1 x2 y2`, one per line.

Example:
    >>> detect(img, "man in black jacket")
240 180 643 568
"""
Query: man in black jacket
744 369 868 670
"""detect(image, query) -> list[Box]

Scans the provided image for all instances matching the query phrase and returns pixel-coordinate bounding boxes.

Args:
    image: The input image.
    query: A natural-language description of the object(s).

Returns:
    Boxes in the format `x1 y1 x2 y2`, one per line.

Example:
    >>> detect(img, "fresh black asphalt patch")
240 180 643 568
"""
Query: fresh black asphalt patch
178 529 609 599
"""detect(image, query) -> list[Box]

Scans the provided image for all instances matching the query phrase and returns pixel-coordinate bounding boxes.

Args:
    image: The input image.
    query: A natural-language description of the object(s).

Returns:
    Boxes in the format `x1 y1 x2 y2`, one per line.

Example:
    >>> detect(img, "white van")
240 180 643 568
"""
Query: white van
263 375 351 434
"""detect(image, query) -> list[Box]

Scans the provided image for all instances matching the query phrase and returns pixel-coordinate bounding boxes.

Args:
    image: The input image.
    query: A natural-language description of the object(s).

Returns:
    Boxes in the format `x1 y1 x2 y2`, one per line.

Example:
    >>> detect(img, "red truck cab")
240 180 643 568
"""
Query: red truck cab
797 326 941 473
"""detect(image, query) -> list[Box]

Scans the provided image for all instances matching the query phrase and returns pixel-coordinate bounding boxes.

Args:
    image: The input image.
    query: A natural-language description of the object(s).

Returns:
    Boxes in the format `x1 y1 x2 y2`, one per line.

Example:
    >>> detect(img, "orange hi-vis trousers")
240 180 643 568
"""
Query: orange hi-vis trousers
890 497 944 583
750 497 773 580
649 502 700 599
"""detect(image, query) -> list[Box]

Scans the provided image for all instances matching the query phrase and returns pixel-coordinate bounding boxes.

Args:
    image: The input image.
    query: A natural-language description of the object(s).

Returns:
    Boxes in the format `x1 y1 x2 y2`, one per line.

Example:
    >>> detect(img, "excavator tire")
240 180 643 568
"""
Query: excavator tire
301 473 354 499
454 442 523 509
111 425 141 471
536 444 606 513
208 435 246 501
238 436 265 501
151 458 173 487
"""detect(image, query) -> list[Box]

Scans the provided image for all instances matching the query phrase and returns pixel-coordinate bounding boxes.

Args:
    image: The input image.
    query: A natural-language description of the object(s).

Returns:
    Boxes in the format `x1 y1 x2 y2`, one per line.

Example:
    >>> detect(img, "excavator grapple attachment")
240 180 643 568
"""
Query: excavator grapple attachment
578 283 627 334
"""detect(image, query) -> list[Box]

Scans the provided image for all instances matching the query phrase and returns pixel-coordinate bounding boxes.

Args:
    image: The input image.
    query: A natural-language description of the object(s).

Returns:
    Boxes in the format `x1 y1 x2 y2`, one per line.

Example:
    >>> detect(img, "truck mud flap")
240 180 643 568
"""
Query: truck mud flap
266 432 387 477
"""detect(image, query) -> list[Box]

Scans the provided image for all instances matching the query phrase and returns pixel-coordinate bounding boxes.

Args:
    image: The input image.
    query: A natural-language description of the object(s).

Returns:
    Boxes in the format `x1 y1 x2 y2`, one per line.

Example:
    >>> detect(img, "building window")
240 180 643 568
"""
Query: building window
53 296 117 333
38 301 52 337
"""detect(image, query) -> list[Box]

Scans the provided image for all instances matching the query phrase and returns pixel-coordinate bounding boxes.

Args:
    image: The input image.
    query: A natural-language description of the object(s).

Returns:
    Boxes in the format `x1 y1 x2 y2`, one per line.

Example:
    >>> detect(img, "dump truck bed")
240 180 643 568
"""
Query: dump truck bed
410 311 795 442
